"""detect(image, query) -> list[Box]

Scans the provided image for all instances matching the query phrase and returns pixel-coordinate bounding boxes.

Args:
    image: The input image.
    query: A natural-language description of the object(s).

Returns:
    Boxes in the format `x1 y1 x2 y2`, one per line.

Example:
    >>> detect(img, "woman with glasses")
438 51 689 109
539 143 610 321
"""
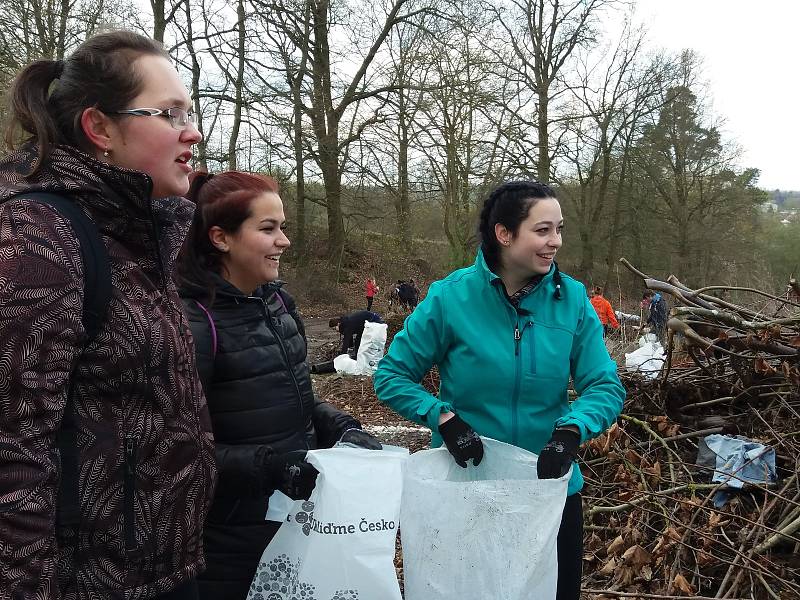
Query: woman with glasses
0 31 214 600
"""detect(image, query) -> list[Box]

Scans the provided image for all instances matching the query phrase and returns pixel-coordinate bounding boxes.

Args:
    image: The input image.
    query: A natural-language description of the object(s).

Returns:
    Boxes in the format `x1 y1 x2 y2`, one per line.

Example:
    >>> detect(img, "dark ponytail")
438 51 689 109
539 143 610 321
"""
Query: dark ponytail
4 30 168 175
5 60 64 170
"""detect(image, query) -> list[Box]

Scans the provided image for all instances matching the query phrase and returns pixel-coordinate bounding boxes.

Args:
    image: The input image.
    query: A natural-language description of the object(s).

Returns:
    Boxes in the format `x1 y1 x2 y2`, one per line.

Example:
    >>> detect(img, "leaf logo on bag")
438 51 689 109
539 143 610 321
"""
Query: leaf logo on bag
294 501 315 536
248 553 360 600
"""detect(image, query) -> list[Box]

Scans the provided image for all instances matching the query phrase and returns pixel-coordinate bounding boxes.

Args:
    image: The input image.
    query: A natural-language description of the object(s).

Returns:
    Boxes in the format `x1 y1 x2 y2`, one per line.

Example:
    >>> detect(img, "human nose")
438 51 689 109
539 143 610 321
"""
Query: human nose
549 231 562 248
278 228 291 248
181 120 203 145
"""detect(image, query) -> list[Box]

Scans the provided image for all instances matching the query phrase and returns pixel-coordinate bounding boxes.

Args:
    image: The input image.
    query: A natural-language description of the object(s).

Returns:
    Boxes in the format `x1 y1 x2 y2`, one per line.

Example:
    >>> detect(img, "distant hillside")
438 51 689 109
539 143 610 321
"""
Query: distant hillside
769 189 800 208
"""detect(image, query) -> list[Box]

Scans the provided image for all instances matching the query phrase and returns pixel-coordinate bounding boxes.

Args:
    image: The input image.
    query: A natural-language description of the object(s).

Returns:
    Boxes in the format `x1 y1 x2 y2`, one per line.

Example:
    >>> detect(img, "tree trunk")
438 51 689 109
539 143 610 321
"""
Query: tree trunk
319 134 345 259
227 0 246 171
183 0 207 170
151 0 167 42
603 148 631 287
536 91 549 183
293 89 307 262
396 117 412 251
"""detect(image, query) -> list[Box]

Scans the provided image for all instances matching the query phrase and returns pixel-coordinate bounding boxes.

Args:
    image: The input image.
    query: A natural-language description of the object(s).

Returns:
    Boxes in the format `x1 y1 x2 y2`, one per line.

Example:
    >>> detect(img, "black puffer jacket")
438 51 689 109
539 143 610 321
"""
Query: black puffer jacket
180 274 359 524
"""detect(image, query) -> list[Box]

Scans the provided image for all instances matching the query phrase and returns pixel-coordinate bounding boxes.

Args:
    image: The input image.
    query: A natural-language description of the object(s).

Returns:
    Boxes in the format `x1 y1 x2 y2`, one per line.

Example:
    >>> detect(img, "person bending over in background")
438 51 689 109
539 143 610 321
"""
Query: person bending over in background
176 171 382 600
310 310 385 374
590 285 620 337
0 31 214 600
374 180 625 600
331 310 385 355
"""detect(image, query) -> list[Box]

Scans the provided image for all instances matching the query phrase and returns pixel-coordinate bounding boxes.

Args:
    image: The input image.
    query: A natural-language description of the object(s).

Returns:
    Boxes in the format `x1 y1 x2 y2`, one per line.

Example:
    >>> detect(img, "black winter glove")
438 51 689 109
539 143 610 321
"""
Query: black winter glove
264 450 319 500
339 428 383 450
537 428 581 479
439 414 484 468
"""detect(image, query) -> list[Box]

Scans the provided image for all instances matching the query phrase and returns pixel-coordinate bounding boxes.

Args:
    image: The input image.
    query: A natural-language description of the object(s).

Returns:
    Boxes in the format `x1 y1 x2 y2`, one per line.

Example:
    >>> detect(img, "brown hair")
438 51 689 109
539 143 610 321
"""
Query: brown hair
176 170 281 301
4 30 168 175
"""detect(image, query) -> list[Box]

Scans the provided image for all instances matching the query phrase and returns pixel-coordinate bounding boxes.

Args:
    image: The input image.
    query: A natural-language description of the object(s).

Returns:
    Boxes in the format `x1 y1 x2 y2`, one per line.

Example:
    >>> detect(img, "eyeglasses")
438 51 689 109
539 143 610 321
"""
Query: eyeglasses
109 107 197 131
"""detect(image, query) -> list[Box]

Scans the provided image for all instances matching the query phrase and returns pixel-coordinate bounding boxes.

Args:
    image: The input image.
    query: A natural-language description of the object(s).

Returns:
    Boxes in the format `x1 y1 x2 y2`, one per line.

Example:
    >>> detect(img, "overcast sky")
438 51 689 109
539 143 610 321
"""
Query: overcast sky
633 0 799 191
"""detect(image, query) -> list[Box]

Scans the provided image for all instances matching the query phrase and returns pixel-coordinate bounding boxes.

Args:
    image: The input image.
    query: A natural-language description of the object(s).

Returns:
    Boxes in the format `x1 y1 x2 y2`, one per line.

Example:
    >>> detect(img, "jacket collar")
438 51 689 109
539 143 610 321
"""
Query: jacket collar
0 144 153 216
208 271 285 301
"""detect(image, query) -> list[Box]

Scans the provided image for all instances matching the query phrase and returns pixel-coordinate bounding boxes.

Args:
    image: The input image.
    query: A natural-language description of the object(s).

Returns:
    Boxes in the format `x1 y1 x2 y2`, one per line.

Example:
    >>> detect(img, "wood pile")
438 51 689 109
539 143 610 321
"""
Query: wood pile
580 261 800 599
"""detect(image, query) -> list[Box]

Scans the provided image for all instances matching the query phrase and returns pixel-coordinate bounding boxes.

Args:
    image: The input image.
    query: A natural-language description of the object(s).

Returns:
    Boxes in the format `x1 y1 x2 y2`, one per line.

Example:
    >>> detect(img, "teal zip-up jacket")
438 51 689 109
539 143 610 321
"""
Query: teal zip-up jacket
373 252 625 495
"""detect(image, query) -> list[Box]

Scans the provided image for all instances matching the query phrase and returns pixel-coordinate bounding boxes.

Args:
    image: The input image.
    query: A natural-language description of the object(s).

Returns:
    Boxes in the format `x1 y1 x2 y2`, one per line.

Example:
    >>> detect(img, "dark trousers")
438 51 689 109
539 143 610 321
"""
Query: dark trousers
198 520 281 600
153 579 198 600
366 296 374 311
556 493 584 600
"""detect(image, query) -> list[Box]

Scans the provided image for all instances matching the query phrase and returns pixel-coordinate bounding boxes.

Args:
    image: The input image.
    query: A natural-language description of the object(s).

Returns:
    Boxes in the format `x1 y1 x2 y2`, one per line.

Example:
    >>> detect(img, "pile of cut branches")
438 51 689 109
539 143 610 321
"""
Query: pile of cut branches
580 262 800 599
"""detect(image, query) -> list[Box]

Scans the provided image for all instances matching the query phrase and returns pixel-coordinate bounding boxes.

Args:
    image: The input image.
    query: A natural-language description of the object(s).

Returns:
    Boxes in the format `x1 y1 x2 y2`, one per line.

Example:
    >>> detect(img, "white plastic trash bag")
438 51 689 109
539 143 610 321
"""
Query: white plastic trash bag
356 321 387 373
332 353 363 376
247 446 408 600
401 438 569 600
333 321 388 376
625 335 665 379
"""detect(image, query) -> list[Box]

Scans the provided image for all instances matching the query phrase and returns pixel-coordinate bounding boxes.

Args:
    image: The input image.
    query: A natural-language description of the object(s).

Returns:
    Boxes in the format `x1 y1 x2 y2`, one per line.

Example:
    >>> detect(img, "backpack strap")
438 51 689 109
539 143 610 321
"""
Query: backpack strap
13 192 112 341
193 300 218 358
4 192 112 532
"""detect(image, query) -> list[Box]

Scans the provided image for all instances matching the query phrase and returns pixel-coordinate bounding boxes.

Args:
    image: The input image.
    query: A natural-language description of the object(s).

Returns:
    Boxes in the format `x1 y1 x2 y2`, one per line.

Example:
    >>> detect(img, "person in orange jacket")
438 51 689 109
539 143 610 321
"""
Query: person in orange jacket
589 286 619 337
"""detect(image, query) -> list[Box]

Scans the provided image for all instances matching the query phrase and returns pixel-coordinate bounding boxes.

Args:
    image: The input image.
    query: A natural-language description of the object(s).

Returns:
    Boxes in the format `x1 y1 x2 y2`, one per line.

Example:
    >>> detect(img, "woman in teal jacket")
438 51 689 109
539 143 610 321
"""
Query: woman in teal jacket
373 180 625 600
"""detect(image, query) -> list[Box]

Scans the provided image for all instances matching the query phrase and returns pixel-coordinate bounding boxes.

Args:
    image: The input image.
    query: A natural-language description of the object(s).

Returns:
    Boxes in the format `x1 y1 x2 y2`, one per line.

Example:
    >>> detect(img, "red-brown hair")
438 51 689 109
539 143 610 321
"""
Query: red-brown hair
176 170 280 300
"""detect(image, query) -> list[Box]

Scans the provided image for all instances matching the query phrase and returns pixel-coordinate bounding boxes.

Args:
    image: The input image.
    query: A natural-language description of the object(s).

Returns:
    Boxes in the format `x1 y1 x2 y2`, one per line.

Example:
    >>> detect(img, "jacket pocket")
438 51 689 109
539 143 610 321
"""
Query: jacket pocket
530 324 573 381
123 436 138 552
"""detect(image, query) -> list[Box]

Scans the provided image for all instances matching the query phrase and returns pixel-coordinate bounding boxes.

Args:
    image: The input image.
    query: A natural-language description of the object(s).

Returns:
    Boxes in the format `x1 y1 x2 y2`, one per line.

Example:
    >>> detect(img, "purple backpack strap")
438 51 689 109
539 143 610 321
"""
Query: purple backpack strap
194 300 217 358
274 290 288 313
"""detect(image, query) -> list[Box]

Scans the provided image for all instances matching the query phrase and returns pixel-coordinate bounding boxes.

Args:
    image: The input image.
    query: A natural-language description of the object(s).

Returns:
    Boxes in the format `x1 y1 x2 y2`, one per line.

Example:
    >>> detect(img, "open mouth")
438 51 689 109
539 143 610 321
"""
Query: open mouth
267 255 281 264
176 151 192 164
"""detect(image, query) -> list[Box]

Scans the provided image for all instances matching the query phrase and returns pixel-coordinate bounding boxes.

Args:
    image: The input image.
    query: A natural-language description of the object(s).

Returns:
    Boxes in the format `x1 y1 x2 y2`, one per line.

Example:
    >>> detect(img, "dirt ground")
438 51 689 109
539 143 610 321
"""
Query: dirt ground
303 315 432 453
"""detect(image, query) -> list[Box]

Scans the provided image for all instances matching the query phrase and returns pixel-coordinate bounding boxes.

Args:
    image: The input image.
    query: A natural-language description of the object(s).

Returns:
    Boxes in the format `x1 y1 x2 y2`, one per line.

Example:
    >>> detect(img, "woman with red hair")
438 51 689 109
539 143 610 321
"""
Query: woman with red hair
176 171 381 599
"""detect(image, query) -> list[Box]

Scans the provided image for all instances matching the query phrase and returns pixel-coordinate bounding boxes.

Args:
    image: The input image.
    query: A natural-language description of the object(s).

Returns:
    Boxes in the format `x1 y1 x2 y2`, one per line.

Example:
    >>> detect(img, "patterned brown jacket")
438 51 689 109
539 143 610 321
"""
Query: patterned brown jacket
0 145 216 599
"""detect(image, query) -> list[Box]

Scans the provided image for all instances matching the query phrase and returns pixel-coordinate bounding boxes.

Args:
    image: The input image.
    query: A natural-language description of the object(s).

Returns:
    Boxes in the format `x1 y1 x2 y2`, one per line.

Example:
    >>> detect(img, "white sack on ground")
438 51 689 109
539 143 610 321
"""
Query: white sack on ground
401 438 569 600
625 335 666 379
333 321 388 376
247 446 408 600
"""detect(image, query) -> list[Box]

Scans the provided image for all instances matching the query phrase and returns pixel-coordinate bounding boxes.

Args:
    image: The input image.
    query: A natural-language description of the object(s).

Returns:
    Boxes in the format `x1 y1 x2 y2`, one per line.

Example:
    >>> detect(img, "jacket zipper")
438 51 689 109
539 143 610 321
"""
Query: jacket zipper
145 202 169 298
123 435 138 551
512 320 533 445
260 297 307 447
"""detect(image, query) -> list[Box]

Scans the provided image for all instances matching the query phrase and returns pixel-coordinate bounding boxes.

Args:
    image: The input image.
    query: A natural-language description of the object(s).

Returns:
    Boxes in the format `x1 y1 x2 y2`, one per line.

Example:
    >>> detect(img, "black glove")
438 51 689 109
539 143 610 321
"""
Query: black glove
439 414 484 468
264 450 319 500
537 428 580 479
339 428 383 450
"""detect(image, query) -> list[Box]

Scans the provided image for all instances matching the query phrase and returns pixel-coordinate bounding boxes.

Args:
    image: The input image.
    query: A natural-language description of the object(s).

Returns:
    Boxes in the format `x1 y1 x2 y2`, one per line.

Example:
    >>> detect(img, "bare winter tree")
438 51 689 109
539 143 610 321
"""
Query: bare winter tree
416 2 521 266
356 1 436 252
488 0 614 183
150 0 182 42
272 0 425 260
558 24 669 283
249 0 314 259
